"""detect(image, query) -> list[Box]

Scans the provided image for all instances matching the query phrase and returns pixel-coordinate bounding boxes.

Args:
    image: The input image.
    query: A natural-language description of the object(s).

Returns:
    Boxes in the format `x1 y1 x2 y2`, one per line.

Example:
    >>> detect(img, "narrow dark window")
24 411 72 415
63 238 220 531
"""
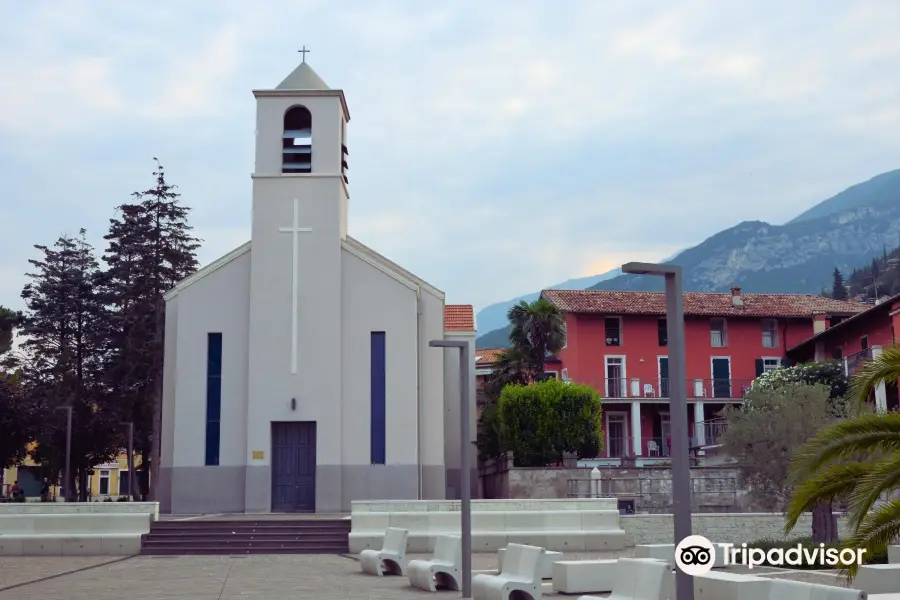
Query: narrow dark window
370 332 386 465
283 106 312 174
658 318 668 346
605 318 621 346
205 333 223 466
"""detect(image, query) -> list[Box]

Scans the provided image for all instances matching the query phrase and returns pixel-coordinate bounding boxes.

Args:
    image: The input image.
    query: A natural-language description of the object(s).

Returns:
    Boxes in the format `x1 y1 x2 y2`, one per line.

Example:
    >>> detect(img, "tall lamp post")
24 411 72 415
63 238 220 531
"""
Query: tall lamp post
429 339 473 599
621 262 693 600
57 406 73 502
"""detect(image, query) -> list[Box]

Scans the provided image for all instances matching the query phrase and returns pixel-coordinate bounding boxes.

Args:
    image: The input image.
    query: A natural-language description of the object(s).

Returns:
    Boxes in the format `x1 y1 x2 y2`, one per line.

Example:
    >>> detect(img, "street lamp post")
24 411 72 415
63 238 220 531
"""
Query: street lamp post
121 421 135 501
429 339 473 598
621 262 693 600
57 406 73 502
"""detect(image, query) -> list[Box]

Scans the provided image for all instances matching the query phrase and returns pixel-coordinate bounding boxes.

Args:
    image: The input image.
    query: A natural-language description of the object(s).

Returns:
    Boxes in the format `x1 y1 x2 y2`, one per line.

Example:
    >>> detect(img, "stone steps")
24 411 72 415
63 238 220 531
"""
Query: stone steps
140 518 350 555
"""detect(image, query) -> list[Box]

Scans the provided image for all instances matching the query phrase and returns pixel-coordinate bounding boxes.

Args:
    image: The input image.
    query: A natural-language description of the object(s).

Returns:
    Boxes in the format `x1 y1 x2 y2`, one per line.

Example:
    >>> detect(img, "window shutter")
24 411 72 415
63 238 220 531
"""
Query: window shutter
755 358 764 377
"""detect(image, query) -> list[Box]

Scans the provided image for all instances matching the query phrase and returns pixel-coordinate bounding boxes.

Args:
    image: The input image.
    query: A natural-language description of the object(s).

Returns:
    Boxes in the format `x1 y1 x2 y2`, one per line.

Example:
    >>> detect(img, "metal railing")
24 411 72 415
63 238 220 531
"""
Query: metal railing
566 475 741 513
598 432 723 458
844 348 874 377
567 377 754 400
702 417 728 446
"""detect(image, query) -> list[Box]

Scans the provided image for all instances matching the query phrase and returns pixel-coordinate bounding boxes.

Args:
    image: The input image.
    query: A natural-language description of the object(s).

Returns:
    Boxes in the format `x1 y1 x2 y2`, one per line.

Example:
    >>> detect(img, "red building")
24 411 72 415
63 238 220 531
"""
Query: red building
539 287 866 464
788 292 900 411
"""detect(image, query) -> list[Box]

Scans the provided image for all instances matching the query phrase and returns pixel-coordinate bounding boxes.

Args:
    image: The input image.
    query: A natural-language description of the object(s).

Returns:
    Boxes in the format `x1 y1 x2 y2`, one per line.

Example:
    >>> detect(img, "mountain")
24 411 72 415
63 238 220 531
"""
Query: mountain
474 269 621 335
476 169 900 349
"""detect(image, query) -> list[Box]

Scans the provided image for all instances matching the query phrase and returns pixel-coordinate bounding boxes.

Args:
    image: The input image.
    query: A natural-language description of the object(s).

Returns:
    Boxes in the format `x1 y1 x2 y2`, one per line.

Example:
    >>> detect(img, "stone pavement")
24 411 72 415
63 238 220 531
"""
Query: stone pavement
0 551 851 600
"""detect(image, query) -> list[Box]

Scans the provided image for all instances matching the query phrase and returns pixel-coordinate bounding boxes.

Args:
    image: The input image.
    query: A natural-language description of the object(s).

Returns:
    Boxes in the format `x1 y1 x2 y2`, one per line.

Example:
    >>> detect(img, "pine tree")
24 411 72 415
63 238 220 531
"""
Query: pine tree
0 307 21 355
831 268 848 300
17 230 119 500
101 159 199 499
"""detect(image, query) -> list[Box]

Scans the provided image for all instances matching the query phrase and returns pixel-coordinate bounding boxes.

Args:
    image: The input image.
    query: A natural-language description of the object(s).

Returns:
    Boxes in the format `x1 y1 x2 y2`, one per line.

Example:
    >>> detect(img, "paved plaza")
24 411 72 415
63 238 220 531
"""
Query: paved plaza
0 551 851 600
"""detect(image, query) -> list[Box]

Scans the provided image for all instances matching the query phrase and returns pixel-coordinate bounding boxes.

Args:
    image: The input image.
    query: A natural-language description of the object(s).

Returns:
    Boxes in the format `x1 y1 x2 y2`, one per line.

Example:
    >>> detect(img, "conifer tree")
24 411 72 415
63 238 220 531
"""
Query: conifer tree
17 230 119 500
101 159 199 499
831 267 848 300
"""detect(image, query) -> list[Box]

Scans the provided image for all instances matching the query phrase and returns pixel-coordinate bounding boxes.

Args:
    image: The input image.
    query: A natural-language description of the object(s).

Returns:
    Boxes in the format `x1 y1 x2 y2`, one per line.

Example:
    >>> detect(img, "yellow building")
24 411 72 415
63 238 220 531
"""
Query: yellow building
2 452 140 500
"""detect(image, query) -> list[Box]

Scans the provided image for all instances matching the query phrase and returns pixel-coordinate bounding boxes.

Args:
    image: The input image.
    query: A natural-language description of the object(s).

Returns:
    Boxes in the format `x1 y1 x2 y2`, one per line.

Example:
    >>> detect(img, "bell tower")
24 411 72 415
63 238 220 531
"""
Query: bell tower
245 53 350 513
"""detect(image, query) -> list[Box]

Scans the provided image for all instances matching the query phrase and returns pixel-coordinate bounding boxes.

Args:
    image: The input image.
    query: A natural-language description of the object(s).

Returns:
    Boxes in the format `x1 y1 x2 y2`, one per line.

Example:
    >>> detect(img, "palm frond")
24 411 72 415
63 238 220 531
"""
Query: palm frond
851 346 900 408
846 450 900 529
840 499 900 581
788 413 900 482
784 462 870 534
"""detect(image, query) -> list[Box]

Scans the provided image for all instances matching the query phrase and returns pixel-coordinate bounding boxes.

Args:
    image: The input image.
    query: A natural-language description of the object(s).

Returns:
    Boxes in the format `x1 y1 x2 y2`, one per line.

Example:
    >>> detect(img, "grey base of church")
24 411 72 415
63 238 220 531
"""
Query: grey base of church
159 464 446 515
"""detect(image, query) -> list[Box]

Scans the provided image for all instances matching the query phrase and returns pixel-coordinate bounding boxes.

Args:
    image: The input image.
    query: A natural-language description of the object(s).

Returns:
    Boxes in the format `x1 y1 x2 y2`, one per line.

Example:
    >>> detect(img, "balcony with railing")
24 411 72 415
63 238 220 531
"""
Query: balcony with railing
566 377 754 400
844 348 874 377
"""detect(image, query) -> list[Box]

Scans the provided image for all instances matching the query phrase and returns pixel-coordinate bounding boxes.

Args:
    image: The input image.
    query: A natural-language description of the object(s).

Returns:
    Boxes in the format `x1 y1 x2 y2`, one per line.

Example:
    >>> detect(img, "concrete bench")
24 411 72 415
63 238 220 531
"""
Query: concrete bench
889 546 900 564
360 527 408 577
552 559 618 594
577 557 672 600
693 571 771 600
498 547 562 579
473 543 544 600
856 564 900 594
635 543 727 568
350 507 626 553
0 513 152 556
763 578 866 599
408 534 461 591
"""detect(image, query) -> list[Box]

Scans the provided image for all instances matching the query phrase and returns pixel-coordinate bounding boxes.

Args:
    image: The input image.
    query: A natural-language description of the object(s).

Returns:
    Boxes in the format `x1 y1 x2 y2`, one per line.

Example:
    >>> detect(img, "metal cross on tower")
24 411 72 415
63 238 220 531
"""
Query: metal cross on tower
298 46 310 63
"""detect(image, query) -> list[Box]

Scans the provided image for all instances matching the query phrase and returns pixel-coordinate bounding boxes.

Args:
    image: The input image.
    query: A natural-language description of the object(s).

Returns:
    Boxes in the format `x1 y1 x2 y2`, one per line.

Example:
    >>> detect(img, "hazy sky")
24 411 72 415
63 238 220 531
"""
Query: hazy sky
3 1 900 314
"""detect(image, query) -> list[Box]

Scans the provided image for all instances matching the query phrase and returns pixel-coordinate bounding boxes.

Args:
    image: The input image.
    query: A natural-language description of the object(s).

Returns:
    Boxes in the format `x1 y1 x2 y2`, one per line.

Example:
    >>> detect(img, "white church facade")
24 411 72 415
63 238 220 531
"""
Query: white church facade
158 59 477 514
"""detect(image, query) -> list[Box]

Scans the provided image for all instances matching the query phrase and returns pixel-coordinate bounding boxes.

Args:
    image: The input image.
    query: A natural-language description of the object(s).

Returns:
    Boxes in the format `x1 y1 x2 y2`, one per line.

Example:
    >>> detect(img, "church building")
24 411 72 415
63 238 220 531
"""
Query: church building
158 58 476 514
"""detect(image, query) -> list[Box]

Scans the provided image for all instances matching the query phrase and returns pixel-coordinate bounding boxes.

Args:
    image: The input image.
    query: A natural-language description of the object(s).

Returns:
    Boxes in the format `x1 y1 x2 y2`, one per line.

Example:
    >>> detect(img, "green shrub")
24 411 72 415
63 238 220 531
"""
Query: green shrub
497 379 602 466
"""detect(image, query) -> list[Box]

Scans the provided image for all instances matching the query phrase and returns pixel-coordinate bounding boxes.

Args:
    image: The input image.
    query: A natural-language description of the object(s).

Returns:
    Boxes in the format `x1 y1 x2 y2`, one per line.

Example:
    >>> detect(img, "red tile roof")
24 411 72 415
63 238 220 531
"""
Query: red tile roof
475 348 505 365
444 304 475 331
541 289 868 318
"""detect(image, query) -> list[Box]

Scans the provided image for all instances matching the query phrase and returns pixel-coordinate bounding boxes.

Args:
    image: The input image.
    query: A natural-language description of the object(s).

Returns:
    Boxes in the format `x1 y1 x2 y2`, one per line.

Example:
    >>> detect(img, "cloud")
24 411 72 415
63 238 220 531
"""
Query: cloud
3 1 900 313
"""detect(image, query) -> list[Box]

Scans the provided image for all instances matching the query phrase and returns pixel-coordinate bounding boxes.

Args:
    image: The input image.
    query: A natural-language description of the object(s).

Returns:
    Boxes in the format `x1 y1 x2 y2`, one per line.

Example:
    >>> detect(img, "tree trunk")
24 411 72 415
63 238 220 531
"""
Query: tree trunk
812 500 839 544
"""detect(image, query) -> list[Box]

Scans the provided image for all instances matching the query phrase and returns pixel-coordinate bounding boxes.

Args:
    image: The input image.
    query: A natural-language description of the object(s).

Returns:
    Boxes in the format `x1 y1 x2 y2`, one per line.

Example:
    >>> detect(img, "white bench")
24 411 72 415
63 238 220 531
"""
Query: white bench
360 527 408 577
473 543 544 600
889 546 900 564
350 508 626 553
498 547 562 579
635 543 728 568
764 578 866 599
408 534 462 592
0 513 152 556
693 571 771 600
856 564 900 594
552 559 618 594
577 558 672 600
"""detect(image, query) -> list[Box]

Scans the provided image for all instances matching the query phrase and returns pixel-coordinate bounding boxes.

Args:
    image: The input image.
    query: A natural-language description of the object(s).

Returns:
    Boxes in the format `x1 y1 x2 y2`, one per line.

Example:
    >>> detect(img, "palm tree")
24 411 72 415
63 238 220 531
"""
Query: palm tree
784 346 900 577
482 346 531 402
507 298 566 378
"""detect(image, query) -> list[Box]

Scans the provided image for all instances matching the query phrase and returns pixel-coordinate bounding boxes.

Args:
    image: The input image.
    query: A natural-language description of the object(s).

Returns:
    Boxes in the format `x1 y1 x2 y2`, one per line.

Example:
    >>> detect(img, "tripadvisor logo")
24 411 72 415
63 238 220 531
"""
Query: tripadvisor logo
674 535 866 575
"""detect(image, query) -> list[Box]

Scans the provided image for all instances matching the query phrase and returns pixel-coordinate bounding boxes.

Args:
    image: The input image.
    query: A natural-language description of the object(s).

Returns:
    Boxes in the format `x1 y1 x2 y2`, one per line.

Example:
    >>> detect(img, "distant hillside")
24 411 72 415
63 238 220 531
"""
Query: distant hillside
845 243 900 300
476 168 900 348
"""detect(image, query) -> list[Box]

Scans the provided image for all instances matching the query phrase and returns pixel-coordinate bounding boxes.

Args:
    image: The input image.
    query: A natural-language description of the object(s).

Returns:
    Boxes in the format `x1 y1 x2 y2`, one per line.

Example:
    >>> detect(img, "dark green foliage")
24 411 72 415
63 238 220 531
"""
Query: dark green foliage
497 379 602 466
0 307 22 356
507 298 566 378
0 371 35 471
793 360 851 401
832 268 848 300
476 402 503 462
100 158 200 498
845 241 900 300
15 230 120 500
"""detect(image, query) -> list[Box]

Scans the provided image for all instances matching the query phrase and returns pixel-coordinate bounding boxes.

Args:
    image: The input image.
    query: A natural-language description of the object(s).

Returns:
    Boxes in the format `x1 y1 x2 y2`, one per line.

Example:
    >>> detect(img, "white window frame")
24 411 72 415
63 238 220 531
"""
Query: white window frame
604 355 627 397
761 319 778 349
605 411 630 458
761 357 781 373
710 318 727 347
561 368 569 381
543 370 559 380
98 469 110 496
604 316 623 347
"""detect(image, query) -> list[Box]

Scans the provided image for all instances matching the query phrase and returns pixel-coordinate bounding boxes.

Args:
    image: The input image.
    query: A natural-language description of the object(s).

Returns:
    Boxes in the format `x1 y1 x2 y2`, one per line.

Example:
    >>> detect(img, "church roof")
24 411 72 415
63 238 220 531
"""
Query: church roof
445 305 476 332
276 61 330 91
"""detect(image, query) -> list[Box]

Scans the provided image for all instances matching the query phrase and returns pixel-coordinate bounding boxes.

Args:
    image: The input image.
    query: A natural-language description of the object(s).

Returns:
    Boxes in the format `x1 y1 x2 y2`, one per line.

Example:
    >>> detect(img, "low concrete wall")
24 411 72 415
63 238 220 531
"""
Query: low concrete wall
351 498 618 512
0 502 159 520
621 513 851 546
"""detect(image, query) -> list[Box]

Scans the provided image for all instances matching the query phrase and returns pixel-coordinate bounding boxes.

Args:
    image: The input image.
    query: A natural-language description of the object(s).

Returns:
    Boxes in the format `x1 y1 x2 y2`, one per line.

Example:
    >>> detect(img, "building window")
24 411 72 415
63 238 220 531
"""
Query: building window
118 471 130 496
861 336 869 350
561 368 569 381
370 332 386 465
541 371 559 380
761 319 777 348
710 318 727 347
658 318 667 346
832 347 843 359
283 105 312 174
98 470 110 495
605 317 621 346
205 333 223 466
